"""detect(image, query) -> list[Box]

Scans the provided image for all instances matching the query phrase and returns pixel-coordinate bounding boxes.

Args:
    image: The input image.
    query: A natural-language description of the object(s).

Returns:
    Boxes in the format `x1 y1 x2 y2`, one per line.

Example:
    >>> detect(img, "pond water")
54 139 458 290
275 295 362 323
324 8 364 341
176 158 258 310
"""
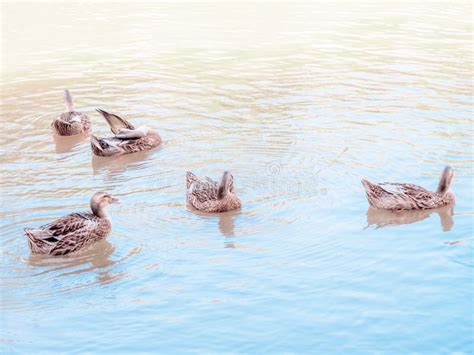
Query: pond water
1 1 472 353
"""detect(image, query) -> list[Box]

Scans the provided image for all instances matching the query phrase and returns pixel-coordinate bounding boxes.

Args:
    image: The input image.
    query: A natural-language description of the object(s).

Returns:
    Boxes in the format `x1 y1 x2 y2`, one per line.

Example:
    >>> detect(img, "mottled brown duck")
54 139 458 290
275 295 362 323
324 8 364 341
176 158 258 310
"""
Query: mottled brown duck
91 109 161 157
186 171 241 213
52 89 91 136
361 166 455 211
24 192 120 256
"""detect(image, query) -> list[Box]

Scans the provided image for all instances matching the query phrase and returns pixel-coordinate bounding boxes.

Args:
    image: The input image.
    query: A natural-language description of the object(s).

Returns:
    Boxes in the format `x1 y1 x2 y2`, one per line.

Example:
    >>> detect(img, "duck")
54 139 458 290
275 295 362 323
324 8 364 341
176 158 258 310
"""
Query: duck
24 192 120 256
186 171 241 213
52 89 91 136
91 109 161 157
361 166 455 211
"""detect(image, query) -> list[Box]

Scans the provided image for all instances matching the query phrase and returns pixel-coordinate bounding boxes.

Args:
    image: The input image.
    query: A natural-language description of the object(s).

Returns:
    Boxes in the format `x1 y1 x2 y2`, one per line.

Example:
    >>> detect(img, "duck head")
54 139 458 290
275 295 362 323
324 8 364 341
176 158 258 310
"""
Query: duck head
217 171 234 199
437 166 454 194
90 192 120 217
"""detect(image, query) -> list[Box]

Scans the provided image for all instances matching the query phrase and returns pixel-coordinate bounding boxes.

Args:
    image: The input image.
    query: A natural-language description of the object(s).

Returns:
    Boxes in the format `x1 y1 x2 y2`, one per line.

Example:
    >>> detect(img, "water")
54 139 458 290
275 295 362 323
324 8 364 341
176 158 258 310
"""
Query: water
1 1 473 353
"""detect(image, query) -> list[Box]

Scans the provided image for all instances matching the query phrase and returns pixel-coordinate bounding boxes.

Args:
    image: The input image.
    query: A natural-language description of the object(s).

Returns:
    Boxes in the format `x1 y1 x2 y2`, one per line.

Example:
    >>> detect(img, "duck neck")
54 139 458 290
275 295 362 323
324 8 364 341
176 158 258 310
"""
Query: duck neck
437 171 451 194
217 187 226 200
91 203 110 219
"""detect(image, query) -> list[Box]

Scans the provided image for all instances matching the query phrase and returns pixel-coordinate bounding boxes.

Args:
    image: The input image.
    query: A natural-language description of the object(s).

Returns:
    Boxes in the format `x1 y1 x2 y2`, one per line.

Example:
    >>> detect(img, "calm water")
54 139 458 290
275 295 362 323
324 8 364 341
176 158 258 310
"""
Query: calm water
1 2 473 353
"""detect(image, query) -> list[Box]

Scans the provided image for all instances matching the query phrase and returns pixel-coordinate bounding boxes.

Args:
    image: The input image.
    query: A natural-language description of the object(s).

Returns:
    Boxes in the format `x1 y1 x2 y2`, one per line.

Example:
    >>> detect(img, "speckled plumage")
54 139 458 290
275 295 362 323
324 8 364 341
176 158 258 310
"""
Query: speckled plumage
24 192 119 256
52 89 91 136
91 109 161 157
186 171 241 213
361 166 455 211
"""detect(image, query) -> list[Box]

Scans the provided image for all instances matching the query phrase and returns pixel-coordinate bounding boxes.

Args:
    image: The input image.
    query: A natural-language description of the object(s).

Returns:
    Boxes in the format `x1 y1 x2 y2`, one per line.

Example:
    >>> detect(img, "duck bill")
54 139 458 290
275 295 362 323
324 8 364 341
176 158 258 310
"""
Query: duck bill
111 197 121 204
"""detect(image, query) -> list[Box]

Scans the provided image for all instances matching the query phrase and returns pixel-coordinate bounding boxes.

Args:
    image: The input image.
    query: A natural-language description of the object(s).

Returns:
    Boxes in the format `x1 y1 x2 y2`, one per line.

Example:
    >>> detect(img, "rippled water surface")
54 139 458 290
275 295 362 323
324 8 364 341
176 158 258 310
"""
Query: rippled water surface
1 1 473 353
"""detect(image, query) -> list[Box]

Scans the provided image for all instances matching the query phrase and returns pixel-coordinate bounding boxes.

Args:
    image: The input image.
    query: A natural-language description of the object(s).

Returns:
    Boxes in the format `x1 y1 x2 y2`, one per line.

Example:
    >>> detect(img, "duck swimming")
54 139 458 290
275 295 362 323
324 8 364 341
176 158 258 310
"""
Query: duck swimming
91 109 161 157
361 166 455 211
186 171 241 213
52 89 91 136
24 192 120 256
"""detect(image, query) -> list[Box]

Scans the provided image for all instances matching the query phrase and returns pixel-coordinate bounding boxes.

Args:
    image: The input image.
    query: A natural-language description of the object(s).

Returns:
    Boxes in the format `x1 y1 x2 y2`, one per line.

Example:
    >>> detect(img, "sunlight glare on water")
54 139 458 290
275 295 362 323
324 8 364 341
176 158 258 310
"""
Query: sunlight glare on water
0 1 473 353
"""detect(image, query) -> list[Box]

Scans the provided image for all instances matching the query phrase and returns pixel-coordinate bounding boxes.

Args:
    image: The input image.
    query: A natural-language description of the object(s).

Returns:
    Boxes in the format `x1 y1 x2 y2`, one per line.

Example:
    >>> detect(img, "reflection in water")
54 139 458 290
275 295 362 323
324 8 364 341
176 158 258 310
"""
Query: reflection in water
23 240 130 287
366 205 455 232
92 149 153 176
53 132 89 154
188 207 239 237
20 240 140 295
218 212 236 237
25 240 115 275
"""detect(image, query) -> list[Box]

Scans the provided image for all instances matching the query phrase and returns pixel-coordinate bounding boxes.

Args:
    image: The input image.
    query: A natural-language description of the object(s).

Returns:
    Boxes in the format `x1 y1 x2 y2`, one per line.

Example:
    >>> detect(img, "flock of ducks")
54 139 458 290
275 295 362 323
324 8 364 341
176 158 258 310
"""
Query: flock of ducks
24 90 456 256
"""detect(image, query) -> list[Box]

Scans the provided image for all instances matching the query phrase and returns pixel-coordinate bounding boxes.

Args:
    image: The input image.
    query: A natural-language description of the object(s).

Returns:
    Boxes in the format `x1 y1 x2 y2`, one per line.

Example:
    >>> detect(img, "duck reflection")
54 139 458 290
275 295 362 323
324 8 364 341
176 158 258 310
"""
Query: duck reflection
92 149 152 176
25 240 119 285
366 204 454 231
53 132 89 153
188 207 239 237
218 211 237 237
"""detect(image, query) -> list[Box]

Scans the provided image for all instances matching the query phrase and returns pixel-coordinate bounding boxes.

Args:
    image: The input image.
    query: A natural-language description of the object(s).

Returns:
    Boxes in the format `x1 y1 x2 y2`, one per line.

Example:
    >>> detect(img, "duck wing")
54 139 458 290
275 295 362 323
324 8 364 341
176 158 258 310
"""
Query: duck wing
46 213 101 255
379 183 432 198
26 213 100 254
96 109 135 135
381 183 440 209
187 172 219 203
115 128 147 140
43 212 99 237
49 229 93 256
363 179 435 210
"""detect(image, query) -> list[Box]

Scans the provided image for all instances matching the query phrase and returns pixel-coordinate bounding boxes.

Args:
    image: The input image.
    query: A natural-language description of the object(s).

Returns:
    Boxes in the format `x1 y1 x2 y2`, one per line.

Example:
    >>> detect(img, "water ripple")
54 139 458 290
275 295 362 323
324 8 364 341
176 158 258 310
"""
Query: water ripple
1 1 472 353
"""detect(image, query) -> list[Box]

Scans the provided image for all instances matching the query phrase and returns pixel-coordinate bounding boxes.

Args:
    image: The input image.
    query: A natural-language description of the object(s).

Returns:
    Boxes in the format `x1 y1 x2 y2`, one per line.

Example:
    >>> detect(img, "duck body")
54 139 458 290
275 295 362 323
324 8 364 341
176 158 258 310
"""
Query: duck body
25 213 112 256
91 109 161 157
52 89 91 136
91 131 161 157
186 171 241 213
24 192 119 256
361 166 455 211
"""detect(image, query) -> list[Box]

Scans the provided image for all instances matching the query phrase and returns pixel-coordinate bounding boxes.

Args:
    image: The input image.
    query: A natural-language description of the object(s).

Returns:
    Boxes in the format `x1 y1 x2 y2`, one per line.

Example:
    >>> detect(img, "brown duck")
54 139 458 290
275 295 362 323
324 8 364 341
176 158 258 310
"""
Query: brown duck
186 171 241 213
24 192 120 256
361 166 455 211
52 89 91 136
91 109 161 157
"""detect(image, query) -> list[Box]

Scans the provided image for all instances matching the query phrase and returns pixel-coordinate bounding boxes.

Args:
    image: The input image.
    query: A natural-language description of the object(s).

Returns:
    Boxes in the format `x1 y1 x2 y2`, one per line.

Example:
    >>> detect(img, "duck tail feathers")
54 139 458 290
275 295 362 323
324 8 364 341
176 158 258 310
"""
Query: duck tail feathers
186 171 197 188
24 229 45 254
361 178 375 192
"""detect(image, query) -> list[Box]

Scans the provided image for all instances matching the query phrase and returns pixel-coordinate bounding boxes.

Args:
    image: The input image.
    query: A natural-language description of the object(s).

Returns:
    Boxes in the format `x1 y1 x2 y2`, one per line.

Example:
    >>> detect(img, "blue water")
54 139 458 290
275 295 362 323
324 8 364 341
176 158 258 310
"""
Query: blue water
1 2 473 353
